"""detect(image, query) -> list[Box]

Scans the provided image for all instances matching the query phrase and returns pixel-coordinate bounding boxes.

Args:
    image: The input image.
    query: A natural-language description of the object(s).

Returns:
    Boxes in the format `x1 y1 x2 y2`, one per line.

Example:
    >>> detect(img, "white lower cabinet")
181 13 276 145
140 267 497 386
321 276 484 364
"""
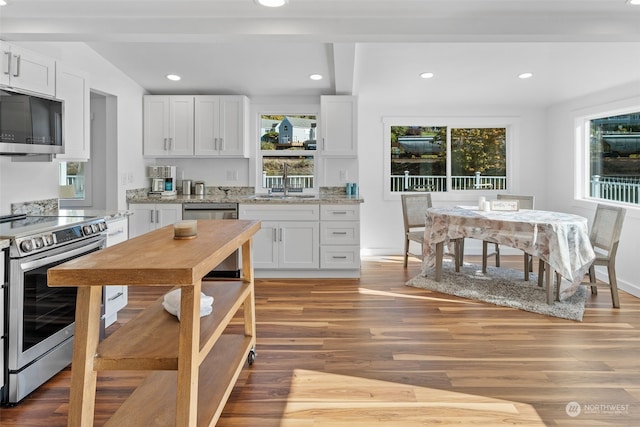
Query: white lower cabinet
239 203 361 276
320 205 361 269
128 203 182 238
104 217 129 327
239 204 319 270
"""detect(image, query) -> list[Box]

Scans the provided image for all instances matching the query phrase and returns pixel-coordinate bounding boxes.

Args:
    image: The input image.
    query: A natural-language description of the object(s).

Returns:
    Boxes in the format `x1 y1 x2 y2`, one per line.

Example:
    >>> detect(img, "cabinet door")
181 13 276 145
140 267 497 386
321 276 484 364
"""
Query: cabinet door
279 221 319 269
106 217 129 246
56 64 90 160
156 204 182 228
320 95 357 157
143 96 171 156
217 96 248 157
194 96 221 156
0 42 10 86
129 204 156 237
1 43 55 96
168 96 194 156
252 221 279 269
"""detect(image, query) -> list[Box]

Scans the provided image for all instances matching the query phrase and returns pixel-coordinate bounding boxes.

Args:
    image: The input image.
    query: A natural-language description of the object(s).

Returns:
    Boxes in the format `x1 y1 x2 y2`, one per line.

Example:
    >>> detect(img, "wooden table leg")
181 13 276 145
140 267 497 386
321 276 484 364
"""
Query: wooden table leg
176 280 201 427
242 239 256 339
545 262 554 305
67 286 102 427
435 242 444 282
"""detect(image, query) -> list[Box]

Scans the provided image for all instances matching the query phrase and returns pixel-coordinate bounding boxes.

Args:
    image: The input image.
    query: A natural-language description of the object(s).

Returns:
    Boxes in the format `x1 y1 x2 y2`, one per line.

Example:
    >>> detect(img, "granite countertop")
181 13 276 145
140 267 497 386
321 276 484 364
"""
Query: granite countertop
127 193 364 205
57 209 133 221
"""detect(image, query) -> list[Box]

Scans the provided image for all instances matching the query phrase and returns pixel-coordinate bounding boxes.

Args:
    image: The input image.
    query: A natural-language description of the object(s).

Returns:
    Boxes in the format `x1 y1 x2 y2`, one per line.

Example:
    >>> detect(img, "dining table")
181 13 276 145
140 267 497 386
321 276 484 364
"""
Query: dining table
421 206 596 303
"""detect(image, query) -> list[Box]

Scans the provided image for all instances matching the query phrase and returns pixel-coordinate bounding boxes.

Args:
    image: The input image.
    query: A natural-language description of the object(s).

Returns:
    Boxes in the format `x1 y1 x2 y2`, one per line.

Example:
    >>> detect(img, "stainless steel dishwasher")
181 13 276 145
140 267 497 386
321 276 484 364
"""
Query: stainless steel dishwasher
182 203 239 278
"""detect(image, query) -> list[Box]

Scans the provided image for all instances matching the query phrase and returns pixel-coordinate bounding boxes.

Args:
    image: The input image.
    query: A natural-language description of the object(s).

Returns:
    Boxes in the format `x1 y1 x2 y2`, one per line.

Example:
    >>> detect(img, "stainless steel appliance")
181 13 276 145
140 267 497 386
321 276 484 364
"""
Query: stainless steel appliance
0 213 107 404
0 88 64 156
182 203 239 277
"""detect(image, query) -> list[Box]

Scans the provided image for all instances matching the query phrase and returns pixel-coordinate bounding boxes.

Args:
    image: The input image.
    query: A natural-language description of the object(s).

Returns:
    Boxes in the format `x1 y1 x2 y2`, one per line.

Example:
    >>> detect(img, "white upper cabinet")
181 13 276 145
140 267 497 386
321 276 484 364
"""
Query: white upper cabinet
143 95 194 157
194 95 249 157
55 63 90 160
0 41 56 96
320 95 357 157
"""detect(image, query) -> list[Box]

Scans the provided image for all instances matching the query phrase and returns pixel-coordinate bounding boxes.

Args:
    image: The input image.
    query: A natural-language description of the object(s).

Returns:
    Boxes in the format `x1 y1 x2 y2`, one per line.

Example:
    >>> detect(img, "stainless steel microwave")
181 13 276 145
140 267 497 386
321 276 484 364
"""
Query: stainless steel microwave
0 88 64 155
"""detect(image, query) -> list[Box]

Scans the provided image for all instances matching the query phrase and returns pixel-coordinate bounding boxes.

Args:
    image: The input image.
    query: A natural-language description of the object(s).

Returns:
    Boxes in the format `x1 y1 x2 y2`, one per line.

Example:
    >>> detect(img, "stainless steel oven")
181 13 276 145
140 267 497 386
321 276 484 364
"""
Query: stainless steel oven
0 214 106 404
182 203 239 277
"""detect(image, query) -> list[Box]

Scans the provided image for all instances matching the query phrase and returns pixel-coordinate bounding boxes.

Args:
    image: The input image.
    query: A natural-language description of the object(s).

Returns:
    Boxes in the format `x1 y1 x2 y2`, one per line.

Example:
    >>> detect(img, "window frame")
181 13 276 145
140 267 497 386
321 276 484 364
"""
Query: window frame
575 104 640 208
382 116 517 200
255 109 320 195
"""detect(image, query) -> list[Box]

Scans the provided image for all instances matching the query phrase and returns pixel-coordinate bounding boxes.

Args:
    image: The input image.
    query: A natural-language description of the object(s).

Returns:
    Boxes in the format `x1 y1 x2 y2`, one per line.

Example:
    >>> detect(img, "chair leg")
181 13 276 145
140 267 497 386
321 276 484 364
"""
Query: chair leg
608 264 620 309
588 265 598 294
523 252 530 282
537 261 544 287
403 238 409 268
495 243 500 267
482 241 489 273
555 272 561 302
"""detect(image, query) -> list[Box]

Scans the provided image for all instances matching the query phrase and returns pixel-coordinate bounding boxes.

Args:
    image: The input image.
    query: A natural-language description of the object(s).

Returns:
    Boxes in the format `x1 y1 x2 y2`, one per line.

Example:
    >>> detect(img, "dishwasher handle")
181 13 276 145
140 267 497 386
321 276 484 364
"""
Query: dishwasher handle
182 203 238 211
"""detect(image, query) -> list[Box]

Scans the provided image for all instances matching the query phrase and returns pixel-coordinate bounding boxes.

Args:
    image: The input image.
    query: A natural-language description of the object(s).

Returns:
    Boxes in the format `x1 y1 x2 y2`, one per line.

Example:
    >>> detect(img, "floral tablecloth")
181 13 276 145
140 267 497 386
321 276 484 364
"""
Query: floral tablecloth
422 206 596 299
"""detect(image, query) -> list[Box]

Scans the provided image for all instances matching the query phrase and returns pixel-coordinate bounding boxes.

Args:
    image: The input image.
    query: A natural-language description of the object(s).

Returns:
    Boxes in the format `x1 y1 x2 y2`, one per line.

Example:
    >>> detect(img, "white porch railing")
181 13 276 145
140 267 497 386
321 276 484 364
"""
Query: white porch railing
591 175 640 205
391 171 507 192
263 172 314 189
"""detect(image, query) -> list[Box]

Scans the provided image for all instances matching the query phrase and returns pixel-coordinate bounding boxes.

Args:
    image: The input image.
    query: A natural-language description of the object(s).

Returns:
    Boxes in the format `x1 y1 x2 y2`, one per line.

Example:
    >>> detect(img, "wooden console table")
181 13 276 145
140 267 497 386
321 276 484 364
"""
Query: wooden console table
48 219 261 427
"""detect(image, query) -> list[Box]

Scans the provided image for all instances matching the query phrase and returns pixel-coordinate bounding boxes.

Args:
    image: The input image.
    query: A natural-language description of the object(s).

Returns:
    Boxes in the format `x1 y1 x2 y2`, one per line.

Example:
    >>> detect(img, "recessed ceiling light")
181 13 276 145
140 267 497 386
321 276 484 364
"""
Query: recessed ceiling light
627 0 640 5
419 72 435 79
0 1 7 6
255 0 288 7
518 72 533 79
309 74 323 81
166 74 181 81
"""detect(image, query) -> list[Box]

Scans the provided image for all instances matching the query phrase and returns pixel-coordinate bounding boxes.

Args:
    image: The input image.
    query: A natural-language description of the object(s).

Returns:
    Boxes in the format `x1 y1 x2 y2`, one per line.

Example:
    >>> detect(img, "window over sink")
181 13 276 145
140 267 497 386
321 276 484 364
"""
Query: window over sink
259 114 317 191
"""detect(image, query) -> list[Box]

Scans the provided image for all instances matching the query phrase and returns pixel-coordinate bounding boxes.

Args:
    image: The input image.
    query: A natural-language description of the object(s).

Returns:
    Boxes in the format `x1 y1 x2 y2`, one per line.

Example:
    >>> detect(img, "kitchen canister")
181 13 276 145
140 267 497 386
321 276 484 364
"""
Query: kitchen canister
182 179 192 195
194 181 205 195
346 183 353 196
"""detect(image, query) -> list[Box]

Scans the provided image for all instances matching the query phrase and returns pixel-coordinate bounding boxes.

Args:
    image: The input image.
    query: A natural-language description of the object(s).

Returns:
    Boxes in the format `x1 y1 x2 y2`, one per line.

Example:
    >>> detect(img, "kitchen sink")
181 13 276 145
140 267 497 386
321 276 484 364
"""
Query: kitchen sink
249 194 319 200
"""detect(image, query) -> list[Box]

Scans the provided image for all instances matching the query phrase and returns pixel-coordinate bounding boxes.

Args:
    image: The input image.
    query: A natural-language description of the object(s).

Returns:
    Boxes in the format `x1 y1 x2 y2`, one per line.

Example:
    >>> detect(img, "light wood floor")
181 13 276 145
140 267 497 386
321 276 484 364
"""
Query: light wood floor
2 256 640 426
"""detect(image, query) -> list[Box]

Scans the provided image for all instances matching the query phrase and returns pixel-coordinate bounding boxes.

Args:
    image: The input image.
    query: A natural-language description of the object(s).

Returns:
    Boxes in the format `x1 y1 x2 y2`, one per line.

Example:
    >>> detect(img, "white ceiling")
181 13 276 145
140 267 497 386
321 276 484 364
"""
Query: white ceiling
1 0 639 106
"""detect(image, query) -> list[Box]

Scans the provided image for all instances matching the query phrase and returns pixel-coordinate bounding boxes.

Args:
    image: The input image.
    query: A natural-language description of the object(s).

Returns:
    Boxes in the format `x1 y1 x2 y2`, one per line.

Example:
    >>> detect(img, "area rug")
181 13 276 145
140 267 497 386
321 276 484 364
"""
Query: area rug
406 262 587 321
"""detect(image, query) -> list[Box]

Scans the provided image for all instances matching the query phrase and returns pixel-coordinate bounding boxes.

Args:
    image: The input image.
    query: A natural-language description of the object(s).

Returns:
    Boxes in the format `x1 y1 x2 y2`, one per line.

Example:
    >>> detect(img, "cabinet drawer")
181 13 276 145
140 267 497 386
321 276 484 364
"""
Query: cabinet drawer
320 204 359 221
320 222 359 245
320 246 361 269
239 204 319 221
106 218 129 247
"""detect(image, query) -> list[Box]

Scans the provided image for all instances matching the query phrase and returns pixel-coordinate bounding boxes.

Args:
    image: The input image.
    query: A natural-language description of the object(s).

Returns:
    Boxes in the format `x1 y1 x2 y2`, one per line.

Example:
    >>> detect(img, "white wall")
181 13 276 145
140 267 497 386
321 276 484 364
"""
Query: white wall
0 42 147 213
545 81 640 297
357 97 548 256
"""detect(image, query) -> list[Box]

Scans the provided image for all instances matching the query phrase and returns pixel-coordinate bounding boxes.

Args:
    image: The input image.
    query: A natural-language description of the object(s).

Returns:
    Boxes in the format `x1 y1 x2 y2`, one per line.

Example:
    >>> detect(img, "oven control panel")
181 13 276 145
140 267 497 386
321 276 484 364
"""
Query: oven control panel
12 219 108 257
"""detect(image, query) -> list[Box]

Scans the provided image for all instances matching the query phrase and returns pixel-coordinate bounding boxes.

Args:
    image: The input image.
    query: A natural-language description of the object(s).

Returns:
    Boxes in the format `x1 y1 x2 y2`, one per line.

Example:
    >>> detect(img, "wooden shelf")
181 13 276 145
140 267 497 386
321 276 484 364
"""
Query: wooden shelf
95 281 252 371
104 334 253 427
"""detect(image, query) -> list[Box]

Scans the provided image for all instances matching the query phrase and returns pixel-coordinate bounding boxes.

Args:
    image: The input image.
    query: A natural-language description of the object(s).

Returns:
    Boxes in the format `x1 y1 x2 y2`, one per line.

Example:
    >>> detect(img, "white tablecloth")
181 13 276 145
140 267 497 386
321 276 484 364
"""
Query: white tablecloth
422 206 595 299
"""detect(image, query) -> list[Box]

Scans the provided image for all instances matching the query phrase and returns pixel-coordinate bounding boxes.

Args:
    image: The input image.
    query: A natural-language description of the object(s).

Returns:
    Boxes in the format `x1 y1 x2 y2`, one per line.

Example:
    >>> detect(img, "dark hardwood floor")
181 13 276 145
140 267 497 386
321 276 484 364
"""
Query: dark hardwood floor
2 256 639 426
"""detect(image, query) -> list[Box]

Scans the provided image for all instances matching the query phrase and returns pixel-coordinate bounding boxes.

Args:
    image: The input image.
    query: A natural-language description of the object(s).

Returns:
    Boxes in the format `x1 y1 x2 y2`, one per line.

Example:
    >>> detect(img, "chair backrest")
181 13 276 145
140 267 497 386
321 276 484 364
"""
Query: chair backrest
401 193 432 232
497 194 535 210
590 204 626 255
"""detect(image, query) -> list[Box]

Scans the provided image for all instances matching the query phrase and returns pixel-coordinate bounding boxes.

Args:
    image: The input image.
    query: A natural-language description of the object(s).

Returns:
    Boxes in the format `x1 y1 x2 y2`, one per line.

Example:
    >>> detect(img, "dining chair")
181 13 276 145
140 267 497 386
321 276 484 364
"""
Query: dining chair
401 194 464 269
482 194 535 279
539 204 626 307
401 193 432 267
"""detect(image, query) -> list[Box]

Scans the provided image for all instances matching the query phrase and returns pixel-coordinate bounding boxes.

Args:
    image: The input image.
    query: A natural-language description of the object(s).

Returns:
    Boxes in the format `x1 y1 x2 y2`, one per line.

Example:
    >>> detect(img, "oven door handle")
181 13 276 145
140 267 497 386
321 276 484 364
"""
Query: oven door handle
19 238 105 271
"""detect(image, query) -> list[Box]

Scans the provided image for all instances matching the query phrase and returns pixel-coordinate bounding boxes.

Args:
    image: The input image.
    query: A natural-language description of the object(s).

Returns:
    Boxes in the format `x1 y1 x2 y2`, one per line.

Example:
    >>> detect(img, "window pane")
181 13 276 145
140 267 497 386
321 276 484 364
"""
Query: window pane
390 126 447 192
260 115 317 151
58 161 86 199
261 155 314 190
451 128 507 191
589 113 640 205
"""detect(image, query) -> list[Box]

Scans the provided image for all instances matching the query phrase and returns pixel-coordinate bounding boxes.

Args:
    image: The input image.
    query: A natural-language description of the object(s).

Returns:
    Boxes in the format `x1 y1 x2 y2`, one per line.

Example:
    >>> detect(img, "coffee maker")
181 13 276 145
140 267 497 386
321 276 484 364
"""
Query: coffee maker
148 166 177 196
